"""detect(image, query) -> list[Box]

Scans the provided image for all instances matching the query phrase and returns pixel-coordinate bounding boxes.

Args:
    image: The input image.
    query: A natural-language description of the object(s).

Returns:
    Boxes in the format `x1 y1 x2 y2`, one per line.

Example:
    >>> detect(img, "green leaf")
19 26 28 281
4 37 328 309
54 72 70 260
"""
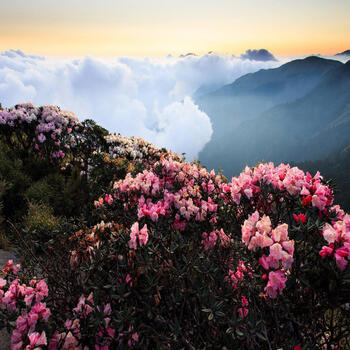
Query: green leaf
226 327 233 334
256 333 267 341
202 308 211 313
215 311 225 317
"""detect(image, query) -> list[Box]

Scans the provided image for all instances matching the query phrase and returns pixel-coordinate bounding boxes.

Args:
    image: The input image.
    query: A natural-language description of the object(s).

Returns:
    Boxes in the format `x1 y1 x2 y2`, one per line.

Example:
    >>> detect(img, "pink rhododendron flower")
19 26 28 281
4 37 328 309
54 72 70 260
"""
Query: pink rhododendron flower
256 215 272 234
26 331 47 349
322 223 339 244
238 307 249 318
94 197 104 208
0 278 6 288
293 213 306 223
129 222 148 249
201 231 217 250
2 259 21 275
259 254 270 270
282 240 295 256
104 194 113 205
37 133 46 143
270 243 284 261
216 228 232 247
241 295 248 307
73 294 94 317
319 244 334 258
302 195 312 207
271 224 288 242
125 274 132 285
335 254 348 271
264 270 287 298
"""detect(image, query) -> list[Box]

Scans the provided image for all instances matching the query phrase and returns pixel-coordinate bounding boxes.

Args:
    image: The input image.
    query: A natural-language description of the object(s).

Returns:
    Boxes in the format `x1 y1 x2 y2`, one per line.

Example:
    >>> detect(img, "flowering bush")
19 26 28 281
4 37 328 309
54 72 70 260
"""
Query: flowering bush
1 103 349 348
78 159 350 347
105 133 179 166
0 260 118 349
0 102 80 161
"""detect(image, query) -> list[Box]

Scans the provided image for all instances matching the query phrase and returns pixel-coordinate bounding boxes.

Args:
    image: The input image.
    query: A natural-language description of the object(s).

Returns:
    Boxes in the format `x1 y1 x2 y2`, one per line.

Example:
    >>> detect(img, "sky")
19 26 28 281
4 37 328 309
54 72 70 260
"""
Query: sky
1 0 349 57
0 1 349 159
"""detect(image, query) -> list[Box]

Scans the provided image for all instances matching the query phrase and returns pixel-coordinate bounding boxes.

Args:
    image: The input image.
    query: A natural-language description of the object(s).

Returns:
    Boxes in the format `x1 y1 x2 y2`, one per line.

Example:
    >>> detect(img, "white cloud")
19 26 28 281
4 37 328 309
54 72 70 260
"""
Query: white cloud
0 49 279 160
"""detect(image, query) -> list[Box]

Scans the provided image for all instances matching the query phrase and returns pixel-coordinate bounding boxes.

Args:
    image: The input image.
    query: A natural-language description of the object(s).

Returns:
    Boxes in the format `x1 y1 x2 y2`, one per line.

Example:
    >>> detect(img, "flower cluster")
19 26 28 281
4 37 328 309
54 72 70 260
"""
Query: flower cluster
2 259 20 275
201 228 232 250
238 295 249 319
128 222 149 249
69 221 122 269
225 259 252 290
94 158 349 301
11 302 50 350
222 163 333 211
0 260 119 350
0 263 51 350
104 159 224 234
49 293 115 350
320 212 350 271
0 103 80 160
242 211 294 298
105 133 179 166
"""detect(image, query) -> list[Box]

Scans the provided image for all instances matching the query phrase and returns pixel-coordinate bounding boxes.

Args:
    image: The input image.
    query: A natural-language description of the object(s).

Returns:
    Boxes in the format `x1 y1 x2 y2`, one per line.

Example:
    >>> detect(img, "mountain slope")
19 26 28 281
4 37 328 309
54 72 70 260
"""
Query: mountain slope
196 57 342 172
198 59 350 176
335 49 350 56
196 56 342 126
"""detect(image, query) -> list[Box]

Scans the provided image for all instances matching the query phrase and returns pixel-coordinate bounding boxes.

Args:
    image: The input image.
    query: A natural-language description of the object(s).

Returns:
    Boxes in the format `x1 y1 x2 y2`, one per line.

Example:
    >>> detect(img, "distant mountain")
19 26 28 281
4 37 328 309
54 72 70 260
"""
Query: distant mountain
196 57 350 176
179 53 197 58
192 83 225 99
240 49 277 62
335 50 350 56
196 56 341 127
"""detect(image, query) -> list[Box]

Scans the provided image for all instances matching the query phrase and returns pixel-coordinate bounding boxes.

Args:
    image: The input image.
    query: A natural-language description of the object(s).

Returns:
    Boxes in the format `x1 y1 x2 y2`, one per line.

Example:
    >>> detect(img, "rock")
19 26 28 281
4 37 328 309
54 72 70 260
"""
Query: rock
0 328 11 350
0 249 17 266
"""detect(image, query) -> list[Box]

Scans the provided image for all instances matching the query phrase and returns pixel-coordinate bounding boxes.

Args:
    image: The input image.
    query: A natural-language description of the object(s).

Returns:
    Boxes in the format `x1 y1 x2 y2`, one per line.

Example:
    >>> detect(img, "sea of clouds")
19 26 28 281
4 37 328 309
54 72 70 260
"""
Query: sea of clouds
0 49 282 159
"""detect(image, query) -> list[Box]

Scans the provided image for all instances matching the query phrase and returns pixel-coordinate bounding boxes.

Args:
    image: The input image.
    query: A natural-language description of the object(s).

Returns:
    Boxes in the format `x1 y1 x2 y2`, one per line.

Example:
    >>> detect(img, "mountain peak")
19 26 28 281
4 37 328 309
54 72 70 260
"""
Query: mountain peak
240 49 277 62
281 55 342 70
335 49 350 56
179 53 197 58
304 55 325 61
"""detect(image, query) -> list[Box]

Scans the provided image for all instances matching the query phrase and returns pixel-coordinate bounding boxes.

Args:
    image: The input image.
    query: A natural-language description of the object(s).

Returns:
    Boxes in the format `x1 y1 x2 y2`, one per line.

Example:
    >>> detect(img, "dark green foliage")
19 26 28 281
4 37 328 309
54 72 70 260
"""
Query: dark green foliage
63 166 89 217
0 116 147 244
0 145 32 221
23 202 61 244
0 178 9 249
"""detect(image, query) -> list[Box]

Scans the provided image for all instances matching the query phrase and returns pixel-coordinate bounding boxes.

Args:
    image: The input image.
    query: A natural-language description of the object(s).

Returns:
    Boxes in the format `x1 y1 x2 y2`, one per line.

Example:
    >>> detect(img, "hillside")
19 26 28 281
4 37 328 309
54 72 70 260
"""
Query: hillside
196 58 350 181
0 103 349 349
335 49 350 56
196 56 341 128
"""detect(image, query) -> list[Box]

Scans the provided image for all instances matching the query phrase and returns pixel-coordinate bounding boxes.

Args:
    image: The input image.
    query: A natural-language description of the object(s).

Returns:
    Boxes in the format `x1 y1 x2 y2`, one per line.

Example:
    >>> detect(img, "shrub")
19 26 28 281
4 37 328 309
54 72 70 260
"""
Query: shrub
1 103 349 349
23 202 61 243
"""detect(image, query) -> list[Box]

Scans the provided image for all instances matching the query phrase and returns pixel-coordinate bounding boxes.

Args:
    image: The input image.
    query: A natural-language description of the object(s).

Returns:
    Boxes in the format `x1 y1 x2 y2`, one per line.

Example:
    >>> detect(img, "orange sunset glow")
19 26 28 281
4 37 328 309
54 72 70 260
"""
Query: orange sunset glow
1 0 349 56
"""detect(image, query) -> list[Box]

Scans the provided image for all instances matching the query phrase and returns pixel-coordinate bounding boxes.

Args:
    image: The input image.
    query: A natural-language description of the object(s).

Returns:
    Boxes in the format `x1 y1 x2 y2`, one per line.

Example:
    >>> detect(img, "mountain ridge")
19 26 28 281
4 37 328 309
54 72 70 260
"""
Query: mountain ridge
196 56 350 177
335 49 350 56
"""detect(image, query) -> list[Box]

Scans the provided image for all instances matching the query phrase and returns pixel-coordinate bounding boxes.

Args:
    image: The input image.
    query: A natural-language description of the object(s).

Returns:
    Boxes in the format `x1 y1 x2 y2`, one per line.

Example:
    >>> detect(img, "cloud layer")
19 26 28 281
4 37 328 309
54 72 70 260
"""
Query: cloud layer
0 49 280 160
